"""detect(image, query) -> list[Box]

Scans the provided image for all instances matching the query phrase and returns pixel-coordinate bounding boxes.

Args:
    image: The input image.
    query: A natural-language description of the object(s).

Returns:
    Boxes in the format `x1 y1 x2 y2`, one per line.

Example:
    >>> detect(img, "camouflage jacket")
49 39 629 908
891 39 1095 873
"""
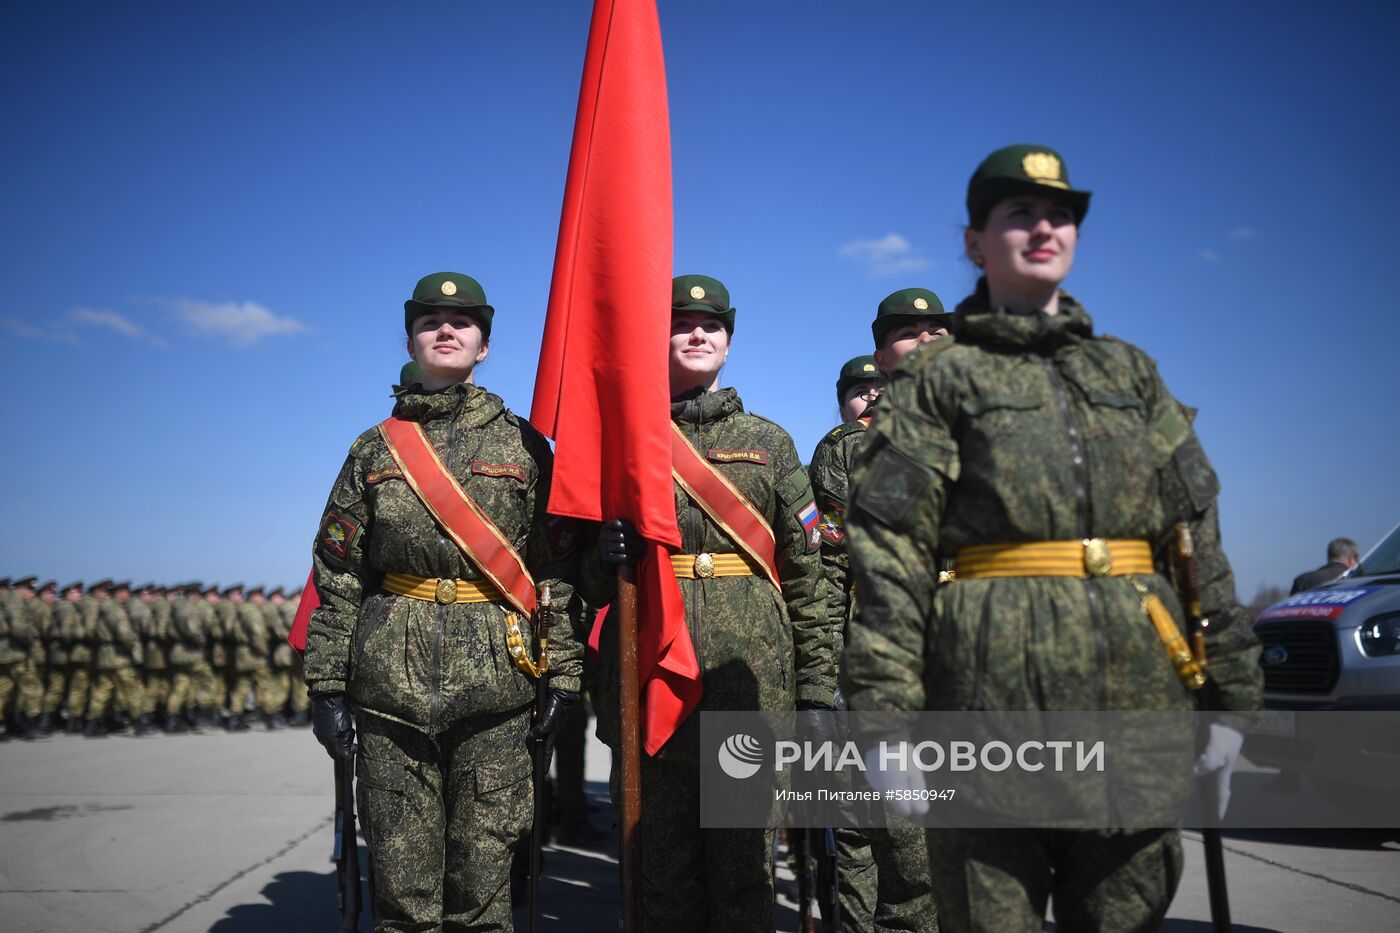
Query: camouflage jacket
0 591 31 665
145 598 172 670
70 598 97 665
233 602 269 672
28 599 54 666
304 383 584 734
264 603 296 669
591 387 834 747
843 285 1262 715
211 602 235 668
93 597 142 670
808 417 872 663
46 601 72 665
124 598 158 670
168 597 207 668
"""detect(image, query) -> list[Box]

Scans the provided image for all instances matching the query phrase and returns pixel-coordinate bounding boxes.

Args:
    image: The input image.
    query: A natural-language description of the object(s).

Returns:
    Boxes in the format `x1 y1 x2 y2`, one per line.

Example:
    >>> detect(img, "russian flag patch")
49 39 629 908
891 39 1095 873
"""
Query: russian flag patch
798 500 820 553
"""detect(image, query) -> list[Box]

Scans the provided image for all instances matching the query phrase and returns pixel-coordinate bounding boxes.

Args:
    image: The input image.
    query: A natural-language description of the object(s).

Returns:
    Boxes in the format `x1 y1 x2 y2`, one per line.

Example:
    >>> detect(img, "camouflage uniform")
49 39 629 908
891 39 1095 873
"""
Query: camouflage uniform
262 593 296 722
225 594 267 726
843 284 1263 933
167 588 215 724
15 586 47 729
591 386 836 932
283 593 310 723
213 594 240 716
85 589 145 727
63 593 97 728
810 416 936 933
0 585 33 736
43 589 75 721
142 590 173 719
305 382 584 932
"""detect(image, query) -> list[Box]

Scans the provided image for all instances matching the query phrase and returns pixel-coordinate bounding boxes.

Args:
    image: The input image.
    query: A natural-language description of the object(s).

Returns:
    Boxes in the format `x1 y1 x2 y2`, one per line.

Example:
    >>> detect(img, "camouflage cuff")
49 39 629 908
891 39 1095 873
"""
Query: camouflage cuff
548 672 582 694
797 683 837 708
307 679 346 697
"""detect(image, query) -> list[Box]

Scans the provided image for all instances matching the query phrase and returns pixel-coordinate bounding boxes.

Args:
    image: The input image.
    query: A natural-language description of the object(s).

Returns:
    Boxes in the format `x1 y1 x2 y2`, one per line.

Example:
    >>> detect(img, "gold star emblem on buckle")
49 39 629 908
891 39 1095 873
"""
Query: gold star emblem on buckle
441 281 458 296
694 553 715 578
435 578 458 604
1083 539 1112 577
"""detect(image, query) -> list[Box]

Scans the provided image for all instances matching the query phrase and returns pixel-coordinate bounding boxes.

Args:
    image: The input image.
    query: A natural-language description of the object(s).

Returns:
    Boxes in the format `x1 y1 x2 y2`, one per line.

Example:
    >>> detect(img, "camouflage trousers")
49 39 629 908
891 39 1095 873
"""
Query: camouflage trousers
167 662 214 714
229 671 258 713
17 660 45 718
43 665 68 714
290 659 309 712
0 662 17 725
356 705 533 932
143 671 171 716
86 667 145 719
610 721 776 933
925 828 1182 933
834 822 937 933
262 668 293 714
64 666 92 719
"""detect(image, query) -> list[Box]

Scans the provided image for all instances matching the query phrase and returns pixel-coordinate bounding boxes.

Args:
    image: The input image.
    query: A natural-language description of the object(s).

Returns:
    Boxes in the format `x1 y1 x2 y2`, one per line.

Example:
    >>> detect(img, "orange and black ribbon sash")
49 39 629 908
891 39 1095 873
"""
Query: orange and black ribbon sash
669 422 781 589
378 417 538 618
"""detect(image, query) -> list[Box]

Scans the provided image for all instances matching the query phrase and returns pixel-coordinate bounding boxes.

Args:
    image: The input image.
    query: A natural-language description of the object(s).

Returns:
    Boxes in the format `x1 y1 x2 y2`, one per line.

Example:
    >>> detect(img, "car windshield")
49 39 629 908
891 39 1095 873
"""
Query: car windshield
1356 523 1400 577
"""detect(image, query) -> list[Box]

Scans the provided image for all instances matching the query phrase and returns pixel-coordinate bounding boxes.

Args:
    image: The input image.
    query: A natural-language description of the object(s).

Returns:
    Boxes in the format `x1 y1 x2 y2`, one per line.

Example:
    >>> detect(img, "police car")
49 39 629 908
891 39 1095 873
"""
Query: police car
1253 521 1400 710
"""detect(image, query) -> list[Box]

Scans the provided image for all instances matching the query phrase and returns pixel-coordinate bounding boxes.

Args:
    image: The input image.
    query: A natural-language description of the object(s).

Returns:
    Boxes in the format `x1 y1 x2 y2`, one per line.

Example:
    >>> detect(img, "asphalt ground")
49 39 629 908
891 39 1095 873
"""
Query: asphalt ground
1 724 1397 932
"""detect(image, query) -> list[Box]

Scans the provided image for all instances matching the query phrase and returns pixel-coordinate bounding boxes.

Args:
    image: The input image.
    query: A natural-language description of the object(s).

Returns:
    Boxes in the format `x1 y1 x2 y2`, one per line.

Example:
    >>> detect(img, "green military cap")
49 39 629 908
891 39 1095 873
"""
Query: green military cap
835 355 881 405
222 583 244 596
62 581 83 594
203 583 220 596
248 585 264 597
38 581 58 596
269 586 285 598
872 287 950 347
114 580 132 592
135 581 154 592
90 579 113 593
672 274 736 333
966 144 1091 229
398 361 423 390
404 272 494 338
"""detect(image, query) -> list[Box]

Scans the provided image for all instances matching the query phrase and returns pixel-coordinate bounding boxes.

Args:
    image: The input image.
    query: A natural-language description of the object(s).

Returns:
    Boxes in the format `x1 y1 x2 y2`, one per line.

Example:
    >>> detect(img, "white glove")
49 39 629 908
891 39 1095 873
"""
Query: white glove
863 744 929 818
1193 723 1244 821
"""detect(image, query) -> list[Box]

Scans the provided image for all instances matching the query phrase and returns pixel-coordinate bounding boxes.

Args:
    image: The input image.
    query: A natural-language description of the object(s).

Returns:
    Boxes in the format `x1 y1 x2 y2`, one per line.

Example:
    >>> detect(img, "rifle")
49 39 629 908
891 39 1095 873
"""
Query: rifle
820 827 841 933
528 583 554 933
794 827 816 933
332 754 363 931
1174 522 1231 933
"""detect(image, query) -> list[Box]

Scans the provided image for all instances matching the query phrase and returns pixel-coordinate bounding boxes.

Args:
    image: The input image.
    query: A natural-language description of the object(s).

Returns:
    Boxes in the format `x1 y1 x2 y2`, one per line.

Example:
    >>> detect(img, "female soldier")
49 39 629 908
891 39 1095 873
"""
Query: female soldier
595 274 835 931
842 147 1262 932
305 272 583 932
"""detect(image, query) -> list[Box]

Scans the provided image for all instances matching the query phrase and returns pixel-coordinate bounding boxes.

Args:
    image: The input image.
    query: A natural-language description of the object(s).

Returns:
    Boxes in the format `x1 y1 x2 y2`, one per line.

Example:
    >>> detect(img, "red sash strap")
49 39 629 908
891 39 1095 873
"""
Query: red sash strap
378 417 538 618
669 422 782 590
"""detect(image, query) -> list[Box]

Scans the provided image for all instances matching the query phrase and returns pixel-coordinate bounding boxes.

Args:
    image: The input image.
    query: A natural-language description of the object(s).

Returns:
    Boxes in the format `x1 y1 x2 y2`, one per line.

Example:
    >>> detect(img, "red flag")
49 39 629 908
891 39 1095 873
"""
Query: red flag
531 0 699 755
288 566 318 655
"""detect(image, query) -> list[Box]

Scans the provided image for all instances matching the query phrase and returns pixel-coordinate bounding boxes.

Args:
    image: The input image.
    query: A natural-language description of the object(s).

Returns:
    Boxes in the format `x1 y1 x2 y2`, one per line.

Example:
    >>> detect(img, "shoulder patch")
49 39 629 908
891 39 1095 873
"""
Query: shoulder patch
1150 404 1192 458
796 499 821 553
818 506 846 546
471 461 527 483
318 513 360 562
707 448 768 465
365 468 403 486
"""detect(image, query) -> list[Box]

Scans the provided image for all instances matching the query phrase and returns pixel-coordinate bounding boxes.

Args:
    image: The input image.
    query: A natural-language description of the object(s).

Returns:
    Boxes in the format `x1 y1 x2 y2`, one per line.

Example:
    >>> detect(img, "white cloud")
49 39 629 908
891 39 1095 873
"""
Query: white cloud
1 316 79 344
1228 227 1256 240
1199 250 1221 262
171 299 309 347
839 232 934 278
69 308 167 347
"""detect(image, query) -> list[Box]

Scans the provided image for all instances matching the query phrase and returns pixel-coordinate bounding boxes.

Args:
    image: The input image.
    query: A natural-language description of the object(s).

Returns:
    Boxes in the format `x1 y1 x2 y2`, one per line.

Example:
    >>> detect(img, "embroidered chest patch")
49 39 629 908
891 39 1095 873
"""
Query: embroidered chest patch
707 448 768 465
365 468 403 486
319 513 360 560
470 461 527 483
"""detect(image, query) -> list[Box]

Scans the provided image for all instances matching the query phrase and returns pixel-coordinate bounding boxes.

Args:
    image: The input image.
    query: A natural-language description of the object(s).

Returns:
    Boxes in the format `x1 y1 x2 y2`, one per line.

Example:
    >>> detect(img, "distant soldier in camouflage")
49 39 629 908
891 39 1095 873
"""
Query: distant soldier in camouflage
219 584 264 731
0 577 37 739
842 145 1263 932
84 580 146 736
124 582 162 735
246 586 285 729
166 583 213 731
64 583 99 733
194 585 222 724
594 275 836 932
281 587 311 726
810 292 949 933
142 584 174 728
305 272 585 930
29 581 60 735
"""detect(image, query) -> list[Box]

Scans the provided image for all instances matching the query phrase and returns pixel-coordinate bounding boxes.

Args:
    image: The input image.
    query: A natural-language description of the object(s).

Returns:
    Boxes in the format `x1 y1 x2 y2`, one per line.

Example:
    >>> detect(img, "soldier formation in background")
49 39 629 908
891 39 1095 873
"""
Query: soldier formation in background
0 577 310 740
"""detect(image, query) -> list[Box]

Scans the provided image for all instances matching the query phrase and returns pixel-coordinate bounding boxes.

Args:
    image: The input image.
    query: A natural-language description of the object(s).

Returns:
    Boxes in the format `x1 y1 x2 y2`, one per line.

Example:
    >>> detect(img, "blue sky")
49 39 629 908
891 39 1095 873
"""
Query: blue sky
2 1 1397 598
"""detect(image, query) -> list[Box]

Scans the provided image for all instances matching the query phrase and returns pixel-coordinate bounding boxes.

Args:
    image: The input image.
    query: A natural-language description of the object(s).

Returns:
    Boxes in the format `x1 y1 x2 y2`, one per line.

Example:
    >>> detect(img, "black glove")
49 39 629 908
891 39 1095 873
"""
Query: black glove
796 699 840 749
528 689 581 745
598 518 644 567
311 692 356 762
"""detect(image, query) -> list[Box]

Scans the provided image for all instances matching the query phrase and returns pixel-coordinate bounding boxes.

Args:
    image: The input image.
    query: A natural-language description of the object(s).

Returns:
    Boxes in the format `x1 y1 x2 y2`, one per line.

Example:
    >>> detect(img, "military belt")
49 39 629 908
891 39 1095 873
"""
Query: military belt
670 552 760 579
954 539 1154 579
382 572 501 605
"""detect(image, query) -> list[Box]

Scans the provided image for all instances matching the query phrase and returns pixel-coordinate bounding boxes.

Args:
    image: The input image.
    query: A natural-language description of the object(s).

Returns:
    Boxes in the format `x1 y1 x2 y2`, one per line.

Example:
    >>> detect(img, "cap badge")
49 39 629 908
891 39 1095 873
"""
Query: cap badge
441 280 458 296
690 286 706 300
862 363 876 372
913 297 929 311
1022 152 1067 188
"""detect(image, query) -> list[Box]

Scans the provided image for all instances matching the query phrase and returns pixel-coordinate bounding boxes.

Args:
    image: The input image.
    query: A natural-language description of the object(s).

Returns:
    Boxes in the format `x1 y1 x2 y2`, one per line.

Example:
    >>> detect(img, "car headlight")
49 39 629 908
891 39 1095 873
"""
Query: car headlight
1358 612 1400 657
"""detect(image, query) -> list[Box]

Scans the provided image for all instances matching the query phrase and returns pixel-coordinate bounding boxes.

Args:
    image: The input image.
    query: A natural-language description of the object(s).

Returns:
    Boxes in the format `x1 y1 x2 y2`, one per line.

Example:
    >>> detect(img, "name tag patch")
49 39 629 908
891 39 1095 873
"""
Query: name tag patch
365 468 403 486
707 448 768 466
471 461 527 483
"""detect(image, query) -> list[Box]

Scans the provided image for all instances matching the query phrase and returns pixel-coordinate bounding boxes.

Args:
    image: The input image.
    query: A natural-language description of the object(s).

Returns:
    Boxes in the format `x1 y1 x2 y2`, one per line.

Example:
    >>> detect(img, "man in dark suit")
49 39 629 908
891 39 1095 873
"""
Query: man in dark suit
1291 537 1360 594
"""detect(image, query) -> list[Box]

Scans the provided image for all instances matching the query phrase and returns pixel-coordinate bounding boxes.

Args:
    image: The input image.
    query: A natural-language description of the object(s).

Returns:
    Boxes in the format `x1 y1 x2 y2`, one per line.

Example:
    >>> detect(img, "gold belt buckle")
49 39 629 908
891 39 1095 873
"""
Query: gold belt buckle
694 553 715 579
1083 539 1112 577
434 578 458 604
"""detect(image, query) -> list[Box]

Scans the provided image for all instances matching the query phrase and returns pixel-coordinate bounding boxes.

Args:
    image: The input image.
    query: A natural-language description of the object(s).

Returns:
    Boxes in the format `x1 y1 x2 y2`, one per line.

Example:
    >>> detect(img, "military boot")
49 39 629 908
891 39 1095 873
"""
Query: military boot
133 714 157 737
225 713 250 732
164 715 189 734
35 713 54 737
66 717 85 735
263 711 287 731
83 718 108 738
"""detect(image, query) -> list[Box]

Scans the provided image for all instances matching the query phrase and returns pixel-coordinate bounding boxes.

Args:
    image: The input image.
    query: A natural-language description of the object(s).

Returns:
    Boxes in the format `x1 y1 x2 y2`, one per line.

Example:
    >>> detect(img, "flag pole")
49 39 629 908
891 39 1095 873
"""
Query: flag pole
617 565 641 932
